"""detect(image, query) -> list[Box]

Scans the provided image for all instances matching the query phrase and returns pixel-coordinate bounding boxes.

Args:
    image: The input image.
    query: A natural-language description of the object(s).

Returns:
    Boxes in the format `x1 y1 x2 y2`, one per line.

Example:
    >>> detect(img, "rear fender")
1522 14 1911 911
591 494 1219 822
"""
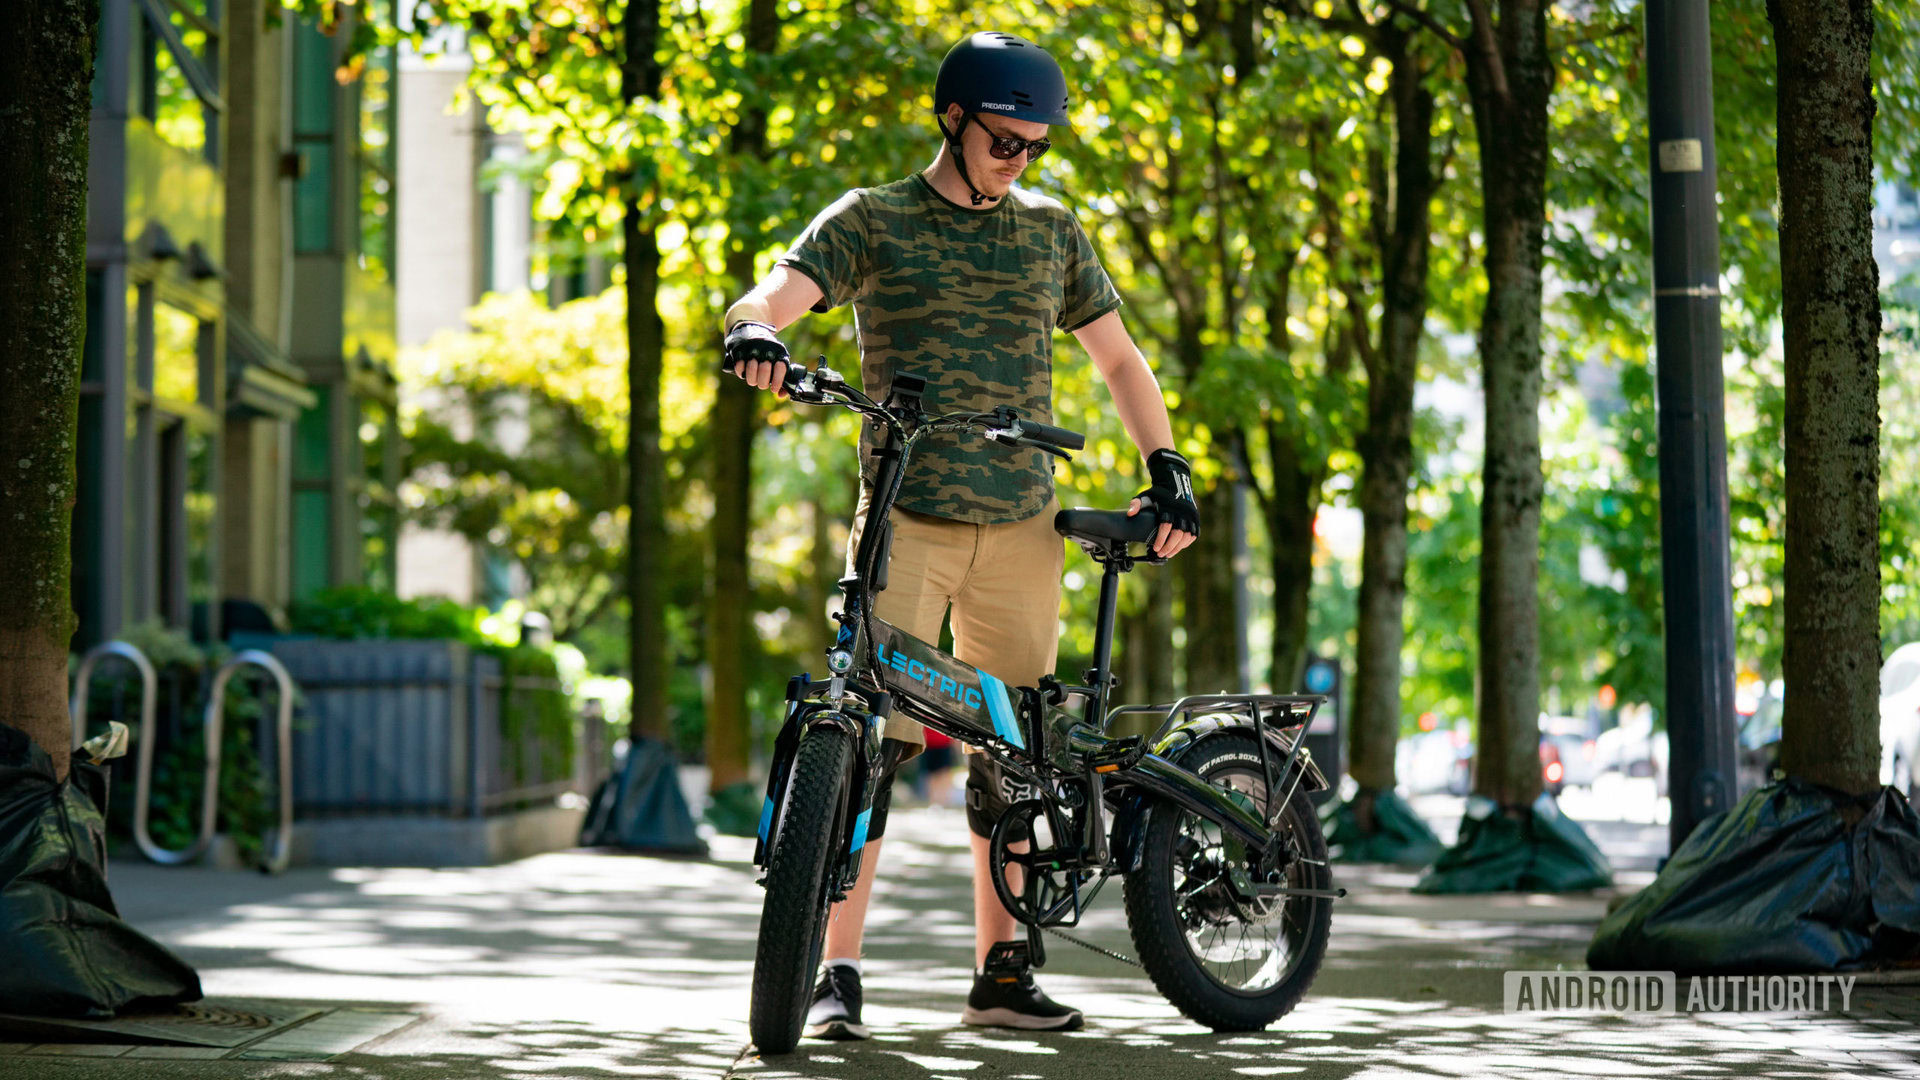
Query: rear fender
1109 716 1329 875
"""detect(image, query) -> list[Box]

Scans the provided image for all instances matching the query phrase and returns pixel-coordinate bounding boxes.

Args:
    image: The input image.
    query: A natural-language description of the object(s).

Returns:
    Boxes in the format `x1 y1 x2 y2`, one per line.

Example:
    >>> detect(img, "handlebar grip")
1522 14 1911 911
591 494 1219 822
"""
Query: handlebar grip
719 356 807 394
1020 420 1085 451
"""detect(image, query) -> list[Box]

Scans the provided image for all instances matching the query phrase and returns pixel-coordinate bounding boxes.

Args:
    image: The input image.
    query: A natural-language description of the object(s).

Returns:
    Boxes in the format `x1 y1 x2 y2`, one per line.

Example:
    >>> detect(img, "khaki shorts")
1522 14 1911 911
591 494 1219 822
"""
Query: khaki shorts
845 492 1065 747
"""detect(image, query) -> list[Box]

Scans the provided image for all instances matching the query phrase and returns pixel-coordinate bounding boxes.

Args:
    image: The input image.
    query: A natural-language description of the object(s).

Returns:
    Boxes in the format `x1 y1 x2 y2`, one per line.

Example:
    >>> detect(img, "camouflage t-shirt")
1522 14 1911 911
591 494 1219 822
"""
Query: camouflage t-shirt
779 173 1122 525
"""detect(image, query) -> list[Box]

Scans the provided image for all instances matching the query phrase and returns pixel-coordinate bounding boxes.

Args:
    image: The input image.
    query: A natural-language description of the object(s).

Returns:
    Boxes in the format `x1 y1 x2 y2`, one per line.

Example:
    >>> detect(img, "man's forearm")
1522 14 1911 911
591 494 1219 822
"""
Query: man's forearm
724 263 825 334
1100 349 1177 461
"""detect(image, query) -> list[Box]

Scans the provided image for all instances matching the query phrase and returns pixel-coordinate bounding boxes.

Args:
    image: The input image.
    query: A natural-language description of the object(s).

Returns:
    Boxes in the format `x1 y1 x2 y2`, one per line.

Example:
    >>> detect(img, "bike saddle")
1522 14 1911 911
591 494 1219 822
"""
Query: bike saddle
1053 507 1159 547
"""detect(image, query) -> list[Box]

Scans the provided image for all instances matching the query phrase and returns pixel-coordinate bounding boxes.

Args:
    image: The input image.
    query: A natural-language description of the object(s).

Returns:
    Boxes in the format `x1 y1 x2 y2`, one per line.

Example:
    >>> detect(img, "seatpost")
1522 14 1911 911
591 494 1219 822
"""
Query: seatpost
1087 556 1124 725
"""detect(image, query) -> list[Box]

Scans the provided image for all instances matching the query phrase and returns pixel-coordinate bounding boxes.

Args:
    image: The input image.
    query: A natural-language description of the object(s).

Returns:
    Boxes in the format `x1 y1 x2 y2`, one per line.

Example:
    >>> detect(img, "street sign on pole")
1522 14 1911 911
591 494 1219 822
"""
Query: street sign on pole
1301 653 1342 805
1646 0 1740 852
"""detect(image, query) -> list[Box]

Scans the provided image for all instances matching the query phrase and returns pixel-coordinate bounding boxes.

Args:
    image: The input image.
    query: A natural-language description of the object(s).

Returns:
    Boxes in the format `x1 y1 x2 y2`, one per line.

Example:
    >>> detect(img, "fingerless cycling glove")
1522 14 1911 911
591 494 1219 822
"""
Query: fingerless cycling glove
1135 448 1200 537
723 321 790 371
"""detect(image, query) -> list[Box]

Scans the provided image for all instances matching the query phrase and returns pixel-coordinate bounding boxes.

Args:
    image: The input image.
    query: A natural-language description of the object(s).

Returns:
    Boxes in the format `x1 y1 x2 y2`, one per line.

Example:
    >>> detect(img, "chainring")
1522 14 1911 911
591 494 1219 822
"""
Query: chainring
987 798 1100 928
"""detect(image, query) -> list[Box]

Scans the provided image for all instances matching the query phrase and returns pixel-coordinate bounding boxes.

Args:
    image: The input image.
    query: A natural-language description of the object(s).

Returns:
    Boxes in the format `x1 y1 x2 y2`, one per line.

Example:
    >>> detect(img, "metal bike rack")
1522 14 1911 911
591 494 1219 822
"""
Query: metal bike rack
70 641 157 753
112 649 298 874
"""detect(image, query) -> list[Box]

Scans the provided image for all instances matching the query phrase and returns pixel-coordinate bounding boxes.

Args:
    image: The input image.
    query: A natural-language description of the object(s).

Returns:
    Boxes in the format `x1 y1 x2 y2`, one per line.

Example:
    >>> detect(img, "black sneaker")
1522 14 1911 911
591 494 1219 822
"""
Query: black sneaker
805 963 869 1040
961 969 1085 1031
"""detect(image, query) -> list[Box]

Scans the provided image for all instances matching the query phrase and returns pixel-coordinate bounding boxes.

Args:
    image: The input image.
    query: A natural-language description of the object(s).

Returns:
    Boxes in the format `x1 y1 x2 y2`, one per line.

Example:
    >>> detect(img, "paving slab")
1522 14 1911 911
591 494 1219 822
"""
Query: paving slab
0 800 1909 1079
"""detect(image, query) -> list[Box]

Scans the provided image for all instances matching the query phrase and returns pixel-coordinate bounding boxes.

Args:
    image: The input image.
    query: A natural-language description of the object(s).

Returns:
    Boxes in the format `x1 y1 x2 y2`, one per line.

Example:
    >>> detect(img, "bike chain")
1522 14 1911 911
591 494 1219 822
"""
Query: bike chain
1042 925 1141 969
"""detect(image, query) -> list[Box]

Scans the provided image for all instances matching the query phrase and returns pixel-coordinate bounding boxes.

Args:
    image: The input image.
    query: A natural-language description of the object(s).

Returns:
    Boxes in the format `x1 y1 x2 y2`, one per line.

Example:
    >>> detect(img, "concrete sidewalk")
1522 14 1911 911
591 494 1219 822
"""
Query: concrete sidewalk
2 801 1917 1078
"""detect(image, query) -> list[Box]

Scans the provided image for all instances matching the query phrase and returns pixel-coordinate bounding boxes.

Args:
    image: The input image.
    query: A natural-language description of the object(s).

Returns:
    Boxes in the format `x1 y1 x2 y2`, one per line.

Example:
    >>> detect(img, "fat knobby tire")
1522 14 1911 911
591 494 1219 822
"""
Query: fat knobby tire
1123 732 1333 1032
749 724 853 1054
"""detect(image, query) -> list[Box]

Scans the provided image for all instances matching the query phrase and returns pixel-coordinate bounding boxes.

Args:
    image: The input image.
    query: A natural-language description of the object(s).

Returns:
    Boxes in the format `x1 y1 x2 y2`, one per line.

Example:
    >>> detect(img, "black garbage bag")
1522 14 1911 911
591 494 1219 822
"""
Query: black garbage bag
0 724 201 1018
1415 793 1613 894
1588 779 1920 973
1322 788 1444 866
579 736 707 855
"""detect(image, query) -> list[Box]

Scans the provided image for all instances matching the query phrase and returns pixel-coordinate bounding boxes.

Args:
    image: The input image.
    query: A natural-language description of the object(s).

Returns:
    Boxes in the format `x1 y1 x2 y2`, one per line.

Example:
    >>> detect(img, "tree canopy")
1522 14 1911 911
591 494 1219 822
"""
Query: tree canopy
309 0 1920 765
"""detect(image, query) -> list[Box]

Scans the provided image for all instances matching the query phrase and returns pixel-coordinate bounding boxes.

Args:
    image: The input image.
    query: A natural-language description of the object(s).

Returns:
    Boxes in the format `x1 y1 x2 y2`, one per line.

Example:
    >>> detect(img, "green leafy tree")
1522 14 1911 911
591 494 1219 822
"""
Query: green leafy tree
403 290 633 645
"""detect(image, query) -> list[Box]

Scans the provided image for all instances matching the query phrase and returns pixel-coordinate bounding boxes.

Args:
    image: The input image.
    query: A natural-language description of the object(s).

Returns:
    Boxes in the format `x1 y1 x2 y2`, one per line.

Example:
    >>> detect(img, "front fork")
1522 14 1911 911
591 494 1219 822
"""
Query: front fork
752 674 895 901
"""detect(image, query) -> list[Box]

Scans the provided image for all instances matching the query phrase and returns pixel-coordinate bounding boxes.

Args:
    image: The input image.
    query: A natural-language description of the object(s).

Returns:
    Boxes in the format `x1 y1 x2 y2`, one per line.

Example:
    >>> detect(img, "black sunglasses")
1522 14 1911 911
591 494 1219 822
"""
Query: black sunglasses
971 114 1051 161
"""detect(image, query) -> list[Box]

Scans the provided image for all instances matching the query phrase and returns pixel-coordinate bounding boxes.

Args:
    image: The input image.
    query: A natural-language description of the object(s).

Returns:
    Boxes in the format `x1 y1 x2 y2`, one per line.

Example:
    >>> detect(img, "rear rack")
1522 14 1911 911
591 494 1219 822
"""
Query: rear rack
1105 693 1323 748
1102 693 1327 825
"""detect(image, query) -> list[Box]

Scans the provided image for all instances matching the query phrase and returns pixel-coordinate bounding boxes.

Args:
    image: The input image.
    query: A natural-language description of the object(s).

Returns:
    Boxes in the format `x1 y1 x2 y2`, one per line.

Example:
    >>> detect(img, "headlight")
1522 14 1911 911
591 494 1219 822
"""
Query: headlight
827 648 853 674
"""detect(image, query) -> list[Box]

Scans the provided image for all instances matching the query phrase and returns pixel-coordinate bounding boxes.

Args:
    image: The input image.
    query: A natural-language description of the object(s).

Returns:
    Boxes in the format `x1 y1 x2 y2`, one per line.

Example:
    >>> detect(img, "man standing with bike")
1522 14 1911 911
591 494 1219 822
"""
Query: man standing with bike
722 31 1199 1039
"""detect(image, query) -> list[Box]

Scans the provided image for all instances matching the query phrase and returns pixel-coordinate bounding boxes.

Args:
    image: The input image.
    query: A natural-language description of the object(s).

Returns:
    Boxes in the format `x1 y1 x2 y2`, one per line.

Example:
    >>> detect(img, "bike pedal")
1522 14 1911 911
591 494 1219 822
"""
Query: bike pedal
982 939 1034 980
1086 736 1144 774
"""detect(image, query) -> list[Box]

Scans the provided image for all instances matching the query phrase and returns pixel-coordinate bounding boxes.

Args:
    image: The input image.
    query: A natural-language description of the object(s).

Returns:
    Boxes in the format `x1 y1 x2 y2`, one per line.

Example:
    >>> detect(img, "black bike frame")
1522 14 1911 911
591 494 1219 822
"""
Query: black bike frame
751 364 1332 910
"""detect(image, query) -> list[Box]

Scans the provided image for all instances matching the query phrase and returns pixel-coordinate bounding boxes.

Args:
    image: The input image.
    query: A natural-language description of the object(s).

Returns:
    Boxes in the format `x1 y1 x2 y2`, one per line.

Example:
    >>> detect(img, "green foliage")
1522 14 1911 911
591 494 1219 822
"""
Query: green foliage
283 0 1920 779
288 586 492 645
399 290 637 647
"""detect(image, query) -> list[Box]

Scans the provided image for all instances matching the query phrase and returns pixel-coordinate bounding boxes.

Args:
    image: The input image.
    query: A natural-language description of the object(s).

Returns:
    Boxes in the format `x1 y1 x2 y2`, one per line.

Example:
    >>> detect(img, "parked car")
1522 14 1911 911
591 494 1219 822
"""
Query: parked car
1880 643 1920 803
1538 714 1599 790
1398 727 1472 796
1594 717 1668 797
1540 731 1599 792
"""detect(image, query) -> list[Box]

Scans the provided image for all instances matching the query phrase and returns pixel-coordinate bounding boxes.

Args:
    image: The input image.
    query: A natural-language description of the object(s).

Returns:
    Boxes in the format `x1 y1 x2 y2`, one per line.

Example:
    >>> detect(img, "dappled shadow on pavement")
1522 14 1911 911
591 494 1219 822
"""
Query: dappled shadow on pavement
56 805 1918 1080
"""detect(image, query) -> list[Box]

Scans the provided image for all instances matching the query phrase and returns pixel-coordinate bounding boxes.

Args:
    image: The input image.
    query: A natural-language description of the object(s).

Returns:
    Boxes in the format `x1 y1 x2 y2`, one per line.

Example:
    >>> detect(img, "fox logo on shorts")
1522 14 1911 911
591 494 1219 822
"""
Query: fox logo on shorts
995 772 1038 806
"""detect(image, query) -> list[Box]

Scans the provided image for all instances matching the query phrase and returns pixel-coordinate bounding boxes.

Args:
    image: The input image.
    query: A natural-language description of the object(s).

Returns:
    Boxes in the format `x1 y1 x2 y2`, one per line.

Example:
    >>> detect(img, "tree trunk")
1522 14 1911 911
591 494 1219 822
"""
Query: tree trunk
1265 426 1319 694
808 495 837 660
621 0 669 742
1466 1 1552 808
623 219 669 740
1349 33 1437 793
0 0 95 782
708 359 755 791
1123 569 1178 714
1183 479 1242 694
1255 247 1320 696
1771 0 1881 794
706 0 778 793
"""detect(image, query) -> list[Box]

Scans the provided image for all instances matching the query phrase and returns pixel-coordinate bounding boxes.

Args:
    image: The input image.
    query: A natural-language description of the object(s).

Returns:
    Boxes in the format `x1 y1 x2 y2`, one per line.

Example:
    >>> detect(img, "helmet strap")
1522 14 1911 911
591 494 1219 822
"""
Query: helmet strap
937 113 992 206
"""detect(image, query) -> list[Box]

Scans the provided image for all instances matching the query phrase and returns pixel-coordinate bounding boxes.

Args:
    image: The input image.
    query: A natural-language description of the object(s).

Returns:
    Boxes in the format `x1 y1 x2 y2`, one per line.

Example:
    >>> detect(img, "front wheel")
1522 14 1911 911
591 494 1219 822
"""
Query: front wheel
749 724 853 1054
1123 732 1333 1031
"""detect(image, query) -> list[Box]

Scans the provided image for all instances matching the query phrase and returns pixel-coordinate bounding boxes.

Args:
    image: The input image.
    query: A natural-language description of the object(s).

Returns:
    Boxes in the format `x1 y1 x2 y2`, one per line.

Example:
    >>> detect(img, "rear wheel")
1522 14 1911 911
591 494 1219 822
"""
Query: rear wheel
1123 733 1332 1031
749 724 853 1054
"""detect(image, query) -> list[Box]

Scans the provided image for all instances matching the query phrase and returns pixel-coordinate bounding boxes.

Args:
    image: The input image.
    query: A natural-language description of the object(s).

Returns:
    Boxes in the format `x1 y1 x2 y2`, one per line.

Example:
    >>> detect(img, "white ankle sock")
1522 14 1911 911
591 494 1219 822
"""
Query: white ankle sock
825 957 862 977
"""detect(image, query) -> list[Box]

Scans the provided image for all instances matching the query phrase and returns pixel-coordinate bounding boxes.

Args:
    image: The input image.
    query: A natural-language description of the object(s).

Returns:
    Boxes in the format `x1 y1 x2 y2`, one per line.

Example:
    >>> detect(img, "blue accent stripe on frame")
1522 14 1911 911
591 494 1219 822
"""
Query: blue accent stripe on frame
757 796 775 843
850 808 872 852
978 670 1025 750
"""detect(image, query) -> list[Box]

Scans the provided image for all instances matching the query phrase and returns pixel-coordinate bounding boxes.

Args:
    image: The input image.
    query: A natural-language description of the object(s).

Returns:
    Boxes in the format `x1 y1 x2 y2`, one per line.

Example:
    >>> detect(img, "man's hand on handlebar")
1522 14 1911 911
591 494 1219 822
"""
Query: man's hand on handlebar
1127 448 1200 559
723 322 791 400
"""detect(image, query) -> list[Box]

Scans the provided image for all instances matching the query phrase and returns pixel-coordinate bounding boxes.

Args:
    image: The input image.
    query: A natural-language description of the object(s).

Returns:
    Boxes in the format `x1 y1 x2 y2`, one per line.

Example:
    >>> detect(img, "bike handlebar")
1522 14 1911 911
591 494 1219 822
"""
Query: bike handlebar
719 356 809 396
1015 419 1085 452
720 357 1086 456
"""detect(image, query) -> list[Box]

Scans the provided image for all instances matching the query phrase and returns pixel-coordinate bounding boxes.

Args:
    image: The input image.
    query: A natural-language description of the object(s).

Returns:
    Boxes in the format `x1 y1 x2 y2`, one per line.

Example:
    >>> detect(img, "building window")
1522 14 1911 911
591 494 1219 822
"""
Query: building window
153 299 200 405
359 399 398 591
360 43 397 279
292 384 334 598
293 24 337 254
140 0 223 162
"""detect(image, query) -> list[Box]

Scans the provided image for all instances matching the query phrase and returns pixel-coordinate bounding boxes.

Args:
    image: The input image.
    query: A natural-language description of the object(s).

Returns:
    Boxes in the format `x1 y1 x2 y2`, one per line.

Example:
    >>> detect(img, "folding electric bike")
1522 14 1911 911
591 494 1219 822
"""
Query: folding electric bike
743 357 1339 1054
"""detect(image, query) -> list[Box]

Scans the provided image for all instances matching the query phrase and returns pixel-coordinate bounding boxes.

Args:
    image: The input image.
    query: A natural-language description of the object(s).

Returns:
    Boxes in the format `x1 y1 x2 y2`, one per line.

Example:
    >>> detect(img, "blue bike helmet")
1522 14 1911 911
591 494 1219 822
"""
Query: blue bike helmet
934 32 1071 126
